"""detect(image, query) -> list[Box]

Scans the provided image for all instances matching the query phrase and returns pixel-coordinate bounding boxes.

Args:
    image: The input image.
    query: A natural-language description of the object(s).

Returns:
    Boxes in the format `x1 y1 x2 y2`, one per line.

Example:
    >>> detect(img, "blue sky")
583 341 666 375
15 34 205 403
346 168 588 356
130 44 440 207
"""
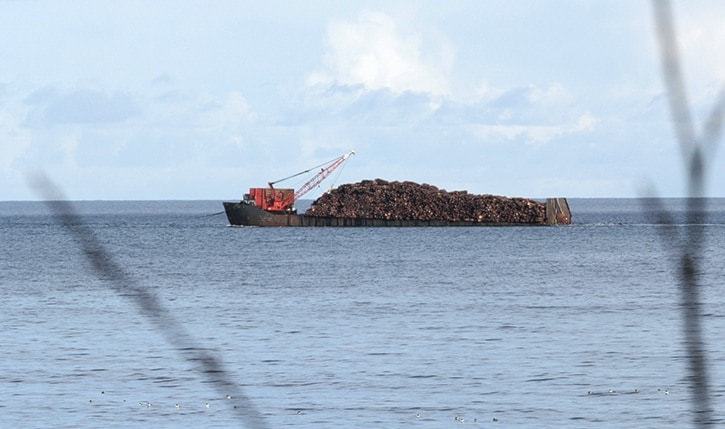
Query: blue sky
2 0 724 200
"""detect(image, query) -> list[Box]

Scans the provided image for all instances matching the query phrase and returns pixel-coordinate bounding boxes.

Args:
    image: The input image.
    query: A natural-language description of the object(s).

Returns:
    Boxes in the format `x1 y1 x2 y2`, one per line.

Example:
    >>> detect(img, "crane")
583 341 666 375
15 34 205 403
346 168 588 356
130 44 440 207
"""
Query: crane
290 149 355 201
245 149 355 212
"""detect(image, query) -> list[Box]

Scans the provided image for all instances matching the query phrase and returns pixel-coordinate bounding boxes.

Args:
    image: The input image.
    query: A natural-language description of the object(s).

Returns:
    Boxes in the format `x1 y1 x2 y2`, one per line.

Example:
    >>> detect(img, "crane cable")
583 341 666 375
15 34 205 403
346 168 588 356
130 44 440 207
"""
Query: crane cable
327 158 349 192
268 154 346 187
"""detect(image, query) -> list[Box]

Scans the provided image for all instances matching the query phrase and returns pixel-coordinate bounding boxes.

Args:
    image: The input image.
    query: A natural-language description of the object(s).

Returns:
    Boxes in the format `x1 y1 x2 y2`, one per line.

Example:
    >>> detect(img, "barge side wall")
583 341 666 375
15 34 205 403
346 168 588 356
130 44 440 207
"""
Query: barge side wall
224 198 572 227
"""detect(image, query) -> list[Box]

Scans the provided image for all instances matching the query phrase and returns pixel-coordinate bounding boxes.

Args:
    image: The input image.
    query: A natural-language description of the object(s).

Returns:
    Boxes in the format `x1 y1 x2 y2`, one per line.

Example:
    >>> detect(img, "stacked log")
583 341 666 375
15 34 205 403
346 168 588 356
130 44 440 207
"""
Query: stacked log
305 179 546 224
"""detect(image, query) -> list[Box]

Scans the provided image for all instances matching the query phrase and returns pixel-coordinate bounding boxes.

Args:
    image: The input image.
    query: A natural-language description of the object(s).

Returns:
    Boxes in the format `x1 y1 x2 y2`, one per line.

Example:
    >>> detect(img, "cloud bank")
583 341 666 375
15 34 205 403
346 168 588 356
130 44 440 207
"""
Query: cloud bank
1 2 724 199
307 10 453 96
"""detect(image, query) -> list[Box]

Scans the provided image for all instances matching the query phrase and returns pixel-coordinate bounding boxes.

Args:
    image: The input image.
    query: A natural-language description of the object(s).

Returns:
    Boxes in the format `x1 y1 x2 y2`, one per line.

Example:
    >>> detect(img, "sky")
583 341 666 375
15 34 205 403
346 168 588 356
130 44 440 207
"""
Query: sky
2 0 725 200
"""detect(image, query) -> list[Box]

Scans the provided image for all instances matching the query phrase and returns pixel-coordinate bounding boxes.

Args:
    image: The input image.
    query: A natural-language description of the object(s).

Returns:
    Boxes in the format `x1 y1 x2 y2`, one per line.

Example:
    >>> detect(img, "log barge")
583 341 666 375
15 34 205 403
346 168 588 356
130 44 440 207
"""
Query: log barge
223 196 571 227
223 150 571 227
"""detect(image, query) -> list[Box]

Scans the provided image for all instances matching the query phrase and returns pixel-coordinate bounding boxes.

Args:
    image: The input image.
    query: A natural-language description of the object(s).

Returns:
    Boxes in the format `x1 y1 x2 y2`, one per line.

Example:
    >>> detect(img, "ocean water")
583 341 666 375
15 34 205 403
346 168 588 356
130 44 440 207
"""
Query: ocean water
2 198 725 428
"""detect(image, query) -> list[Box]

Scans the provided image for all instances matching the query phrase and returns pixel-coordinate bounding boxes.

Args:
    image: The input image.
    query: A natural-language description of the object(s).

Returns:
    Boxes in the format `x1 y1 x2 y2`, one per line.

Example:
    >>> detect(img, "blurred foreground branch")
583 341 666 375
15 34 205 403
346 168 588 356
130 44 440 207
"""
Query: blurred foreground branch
651 0 725 425
28 172 268 429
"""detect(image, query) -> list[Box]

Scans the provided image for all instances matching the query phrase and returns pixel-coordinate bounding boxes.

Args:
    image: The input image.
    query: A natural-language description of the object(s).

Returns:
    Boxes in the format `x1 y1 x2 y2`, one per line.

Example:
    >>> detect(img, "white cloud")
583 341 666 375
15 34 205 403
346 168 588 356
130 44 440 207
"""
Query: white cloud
147 89 257 132
670 2 725 95
196 91 257 129
0 100 31 172
528 83 575 107
472 80 504 103
308 10 453 96
459 80 595 146
23 88 139 128
575 111 597 132
472 111 597 145
57 133 80 169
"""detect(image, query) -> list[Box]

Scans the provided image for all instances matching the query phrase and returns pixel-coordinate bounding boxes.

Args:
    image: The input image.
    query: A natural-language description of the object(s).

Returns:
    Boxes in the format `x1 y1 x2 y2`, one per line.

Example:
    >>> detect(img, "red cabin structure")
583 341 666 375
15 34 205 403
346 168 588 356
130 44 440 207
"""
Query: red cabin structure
245 187 295 212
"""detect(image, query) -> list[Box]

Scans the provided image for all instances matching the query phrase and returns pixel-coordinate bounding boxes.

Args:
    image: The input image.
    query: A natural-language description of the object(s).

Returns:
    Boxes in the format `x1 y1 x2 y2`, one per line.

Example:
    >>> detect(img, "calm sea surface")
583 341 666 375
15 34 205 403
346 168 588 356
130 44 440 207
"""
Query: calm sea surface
2 198 725 428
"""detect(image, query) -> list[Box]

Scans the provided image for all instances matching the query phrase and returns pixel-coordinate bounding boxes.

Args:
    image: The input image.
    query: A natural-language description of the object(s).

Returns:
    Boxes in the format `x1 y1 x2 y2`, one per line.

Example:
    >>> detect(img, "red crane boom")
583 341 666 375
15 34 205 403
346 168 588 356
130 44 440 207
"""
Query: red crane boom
245 149 355 212
293 150 355 200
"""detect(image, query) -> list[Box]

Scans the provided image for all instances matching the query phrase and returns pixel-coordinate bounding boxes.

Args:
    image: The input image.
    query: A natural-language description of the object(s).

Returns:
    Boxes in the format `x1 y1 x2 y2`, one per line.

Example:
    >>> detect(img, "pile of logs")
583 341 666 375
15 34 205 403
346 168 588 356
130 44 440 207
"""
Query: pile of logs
305 179 546 224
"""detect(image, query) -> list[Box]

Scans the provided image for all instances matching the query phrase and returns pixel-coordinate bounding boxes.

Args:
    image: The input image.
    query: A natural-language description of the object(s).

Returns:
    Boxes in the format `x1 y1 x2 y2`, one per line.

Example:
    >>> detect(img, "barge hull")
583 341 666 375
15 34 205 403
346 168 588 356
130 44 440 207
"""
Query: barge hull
223 198 571 227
